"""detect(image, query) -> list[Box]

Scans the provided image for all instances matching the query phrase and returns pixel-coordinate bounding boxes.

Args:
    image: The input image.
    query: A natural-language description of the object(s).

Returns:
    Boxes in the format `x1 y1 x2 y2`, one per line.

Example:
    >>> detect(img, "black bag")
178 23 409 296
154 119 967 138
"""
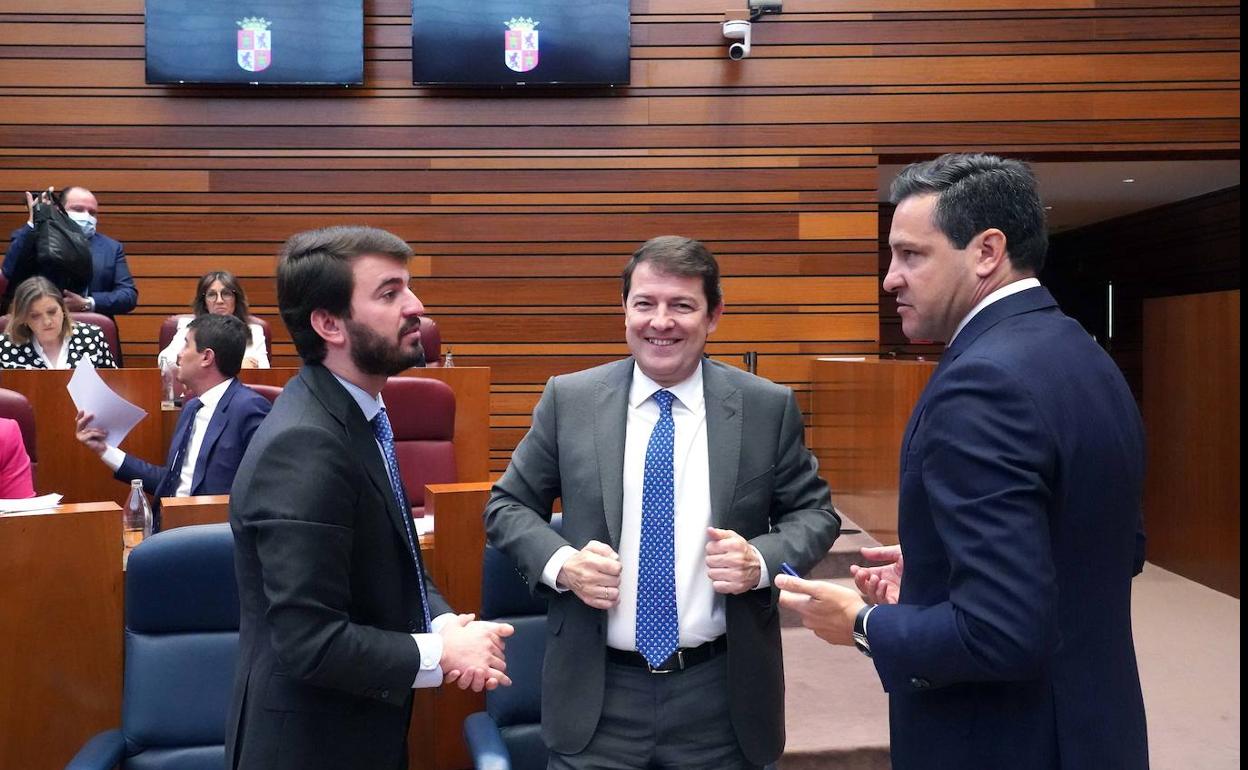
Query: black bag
31 195 94 292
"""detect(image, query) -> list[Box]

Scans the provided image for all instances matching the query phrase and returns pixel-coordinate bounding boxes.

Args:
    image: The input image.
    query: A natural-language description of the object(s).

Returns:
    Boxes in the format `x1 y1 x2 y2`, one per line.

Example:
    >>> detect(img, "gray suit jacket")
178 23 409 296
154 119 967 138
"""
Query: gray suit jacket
484 358 839 765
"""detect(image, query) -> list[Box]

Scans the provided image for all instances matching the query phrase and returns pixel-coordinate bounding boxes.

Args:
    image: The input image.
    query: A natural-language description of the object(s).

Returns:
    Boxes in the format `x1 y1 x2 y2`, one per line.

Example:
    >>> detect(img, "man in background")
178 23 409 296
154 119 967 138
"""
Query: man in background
3 185 138 316
76 313 270 528
777 153 1148 769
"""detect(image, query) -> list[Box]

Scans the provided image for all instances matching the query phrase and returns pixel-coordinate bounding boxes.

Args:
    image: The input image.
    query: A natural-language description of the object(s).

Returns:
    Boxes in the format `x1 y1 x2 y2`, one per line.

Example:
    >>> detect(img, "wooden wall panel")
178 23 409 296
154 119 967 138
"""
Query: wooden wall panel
0 1 1238 482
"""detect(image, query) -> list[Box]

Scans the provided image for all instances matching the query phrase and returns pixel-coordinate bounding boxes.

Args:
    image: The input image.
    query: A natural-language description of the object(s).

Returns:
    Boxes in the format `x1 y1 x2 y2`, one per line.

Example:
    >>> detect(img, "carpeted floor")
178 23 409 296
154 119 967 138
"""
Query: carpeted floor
778 552 1240 769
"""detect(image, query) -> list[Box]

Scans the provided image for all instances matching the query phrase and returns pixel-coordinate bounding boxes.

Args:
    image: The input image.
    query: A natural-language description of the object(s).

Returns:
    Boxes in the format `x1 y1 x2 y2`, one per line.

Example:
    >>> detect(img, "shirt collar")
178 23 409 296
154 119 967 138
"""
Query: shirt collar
949 277 1042 345
195 377 234 413
629 360 705 414
331 372 386 422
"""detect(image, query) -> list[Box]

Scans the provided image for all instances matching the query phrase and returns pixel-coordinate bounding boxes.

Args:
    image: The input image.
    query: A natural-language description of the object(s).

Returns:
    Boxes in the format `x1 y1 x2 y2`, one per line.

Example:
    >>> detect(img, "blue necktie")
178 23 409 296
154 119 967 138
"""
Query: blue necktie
163 397 202 497
636 389 679 668
371 408 433 633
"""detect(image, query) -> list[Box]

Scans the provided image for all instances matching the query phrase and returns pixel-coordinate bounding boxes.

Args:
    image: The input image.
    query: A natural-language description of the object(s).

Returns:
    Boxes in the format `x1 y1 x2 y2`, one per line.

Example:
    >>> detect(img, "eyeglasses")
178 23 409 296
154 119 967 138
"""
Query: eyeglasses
204 289 236 301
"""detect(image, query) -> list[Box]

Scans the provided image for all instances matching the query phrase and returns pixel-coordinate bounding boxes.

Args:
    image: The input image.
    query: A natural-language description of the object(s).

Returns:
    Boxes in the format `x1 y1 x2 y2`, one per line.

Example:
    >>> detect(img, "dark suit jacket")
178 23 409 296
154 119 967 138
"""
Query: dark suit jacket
227 363 453 770
867 287 1148 769
116 378 270 518
3 225 138 315
484 358 840 766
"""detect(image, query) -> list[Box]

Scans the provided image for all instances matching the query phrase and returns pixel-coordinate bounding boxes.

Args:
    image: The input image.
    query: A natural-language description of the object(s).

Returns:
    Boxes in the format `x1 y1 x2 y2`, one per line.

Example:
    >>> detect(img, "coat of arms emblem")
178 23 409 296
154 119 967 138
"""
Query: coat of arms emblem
504 17 539 73
237 17 272 73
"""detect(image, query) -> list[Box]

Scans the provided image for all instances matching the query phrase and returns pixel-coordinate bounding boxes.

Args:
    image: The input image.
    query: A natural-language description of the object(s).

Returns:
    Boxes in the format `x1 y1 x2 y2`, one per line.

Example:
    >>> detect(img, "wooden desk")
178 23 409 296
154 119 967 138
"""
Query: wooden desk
1 369 163 505
810 358 935 543
160 494 230 530
0 502 124 770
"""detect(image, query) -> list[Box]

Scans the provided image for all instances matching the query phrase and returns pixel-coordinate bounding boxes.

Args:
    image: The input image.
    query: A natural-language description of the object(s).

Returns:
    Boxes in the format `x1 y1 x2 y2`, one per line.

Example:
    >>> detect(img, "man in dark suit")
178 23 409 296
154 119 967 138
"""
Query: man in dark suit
226 226 512 770
75 313 270 529
777 154 1149 769
485 236 840 769
3 185 138 317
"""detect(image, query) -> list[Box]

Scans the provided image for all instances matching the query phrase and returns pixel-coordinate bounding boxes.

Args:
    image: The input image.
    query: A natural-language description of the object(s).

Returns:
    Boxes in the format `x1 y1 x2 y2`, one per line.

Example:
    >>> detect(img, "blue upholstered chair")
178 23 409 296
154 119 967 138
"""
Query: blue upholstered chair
463 519 561 770
66 523 239 770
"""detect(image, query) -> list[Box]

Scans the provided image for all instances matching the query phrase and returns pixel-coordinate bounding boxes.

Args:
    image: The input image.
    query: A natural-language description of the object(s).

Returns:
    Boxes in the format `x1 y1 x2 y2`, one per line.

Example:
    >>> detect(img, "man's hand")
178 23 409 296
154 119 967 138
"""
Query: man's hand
438 613 514 692
557 540 622 609
25 187 52 225
242 355 261 369
704 527 761 594
75 410 107 456
775 574 865 647
62 290 90 312
849 545 903 605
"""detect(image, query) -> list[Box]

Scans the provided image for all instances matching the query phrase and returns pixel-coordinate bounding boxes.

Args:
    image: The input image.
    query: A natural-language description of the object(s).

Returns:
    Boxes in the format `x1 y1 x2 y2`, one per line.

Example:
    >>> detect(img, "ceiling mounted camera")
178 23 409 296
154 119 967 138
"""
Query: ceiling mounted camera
722 19 751 61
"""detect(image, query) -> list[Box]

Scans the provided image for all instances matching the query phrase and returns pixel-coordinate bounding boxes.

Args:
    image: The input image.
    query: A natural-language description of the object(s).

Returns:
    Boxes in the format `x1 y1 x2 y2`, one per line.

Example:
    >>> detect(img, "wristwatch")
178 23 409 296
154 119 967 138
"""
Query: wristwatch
852 605 873 657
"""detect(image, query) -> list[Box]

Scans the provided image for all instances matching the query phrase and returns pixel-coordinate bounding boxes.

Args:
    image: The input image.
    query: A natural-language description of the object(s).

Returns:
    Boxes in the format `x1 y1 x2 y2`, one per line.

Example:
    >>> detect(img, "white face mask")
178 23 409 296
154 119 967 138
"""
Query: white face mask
66 210 97 238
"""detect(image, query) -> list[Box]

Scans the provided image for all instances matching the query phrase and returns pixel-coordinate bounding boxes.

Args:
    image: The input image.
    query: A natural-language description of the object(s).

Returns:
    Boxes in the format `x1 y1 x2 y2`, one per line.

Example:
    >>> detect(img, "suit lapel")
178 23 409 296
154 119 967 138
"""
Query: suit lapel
595 361 631 548
190 379 238 492
900 286 1058 460
703 361 741 528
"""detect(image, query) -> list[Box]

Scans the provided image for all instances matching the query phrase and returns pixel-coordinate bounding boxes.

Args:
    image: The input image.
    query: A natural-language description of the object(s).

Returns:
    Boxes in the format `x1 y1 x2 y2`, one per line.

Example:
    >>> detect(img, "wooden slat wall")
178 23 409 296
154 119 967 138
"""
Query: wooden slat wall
0 1 1238 474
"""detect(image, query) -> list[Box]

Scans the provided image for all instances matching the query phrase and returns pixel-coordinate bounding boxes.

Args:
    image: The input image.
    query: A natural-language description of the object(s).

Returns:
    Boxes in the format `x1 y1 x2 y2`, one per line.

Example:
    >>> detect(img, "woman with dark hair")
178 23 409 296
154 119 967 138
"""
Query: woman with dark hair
0 276 117 369
158 270 269 369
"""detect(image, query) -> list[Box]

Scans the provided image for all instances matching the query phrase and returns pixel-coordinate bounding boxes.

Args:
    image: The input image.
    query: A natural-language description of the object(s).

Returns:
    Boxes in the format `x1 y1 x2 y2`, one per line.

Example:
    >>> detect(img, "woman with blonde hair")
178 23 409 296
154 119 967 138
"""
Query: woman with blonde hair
0 276 117 369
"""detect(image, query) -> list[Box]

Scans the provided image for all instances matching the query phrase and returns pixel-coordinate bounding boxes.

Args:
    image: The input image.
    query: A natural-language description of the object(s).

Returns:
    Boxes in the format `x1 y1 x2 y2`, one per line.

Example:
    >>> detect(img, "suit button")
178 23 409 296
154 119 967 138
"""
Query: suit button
910 677 931 690
380 689 391 699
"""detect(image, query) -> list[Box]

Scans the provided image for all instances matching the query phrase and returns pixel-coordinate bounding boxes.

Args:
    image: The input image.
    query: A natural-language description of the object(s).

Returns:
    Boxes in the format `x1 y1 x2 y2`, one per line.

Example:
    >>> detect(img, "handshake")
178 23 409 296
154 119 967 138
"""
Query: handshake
437 613 516 692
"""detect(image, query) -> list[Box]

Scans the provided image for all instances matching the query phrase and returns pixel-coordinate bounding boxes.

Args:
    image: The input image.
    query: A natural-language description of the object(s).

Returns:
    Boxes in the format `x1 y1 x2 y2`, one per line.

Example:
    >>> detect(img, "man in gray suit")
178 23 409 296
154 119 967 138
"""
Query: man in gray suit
485 235 840 769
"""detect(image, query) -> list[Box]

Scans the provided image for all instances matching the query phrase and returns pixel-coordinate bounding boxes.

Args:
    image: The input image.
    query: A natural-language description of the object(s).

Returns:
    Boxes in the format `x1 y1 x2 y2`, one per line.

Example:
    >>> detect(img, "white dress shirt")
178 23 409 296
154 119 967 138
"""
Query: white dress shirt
331 373 452 688
102 377 234 498
30 337 72 370
541 362 768 651
949 277 1041 345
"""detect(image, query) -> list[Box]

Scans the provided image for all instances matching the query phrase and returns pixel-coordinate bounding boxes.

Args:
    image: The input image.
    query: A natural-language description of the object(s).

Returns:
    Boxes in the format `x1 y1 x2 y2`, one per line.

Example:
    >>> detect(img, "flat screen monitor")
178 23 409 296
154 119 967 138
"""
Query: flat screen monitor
146 0 364 85
412 0 630 87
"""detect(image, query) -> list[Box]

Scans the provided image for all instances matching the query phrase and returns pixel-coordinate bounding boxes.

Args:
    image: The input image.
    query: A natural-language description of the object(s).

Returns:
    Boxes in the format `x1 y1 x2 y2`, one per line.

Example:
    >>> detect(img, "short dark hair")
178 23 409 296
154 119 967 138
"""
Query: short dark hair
188 313 248 377
192 270 250 322
277 226 412 364
889 153 1048 274
621 236 722 309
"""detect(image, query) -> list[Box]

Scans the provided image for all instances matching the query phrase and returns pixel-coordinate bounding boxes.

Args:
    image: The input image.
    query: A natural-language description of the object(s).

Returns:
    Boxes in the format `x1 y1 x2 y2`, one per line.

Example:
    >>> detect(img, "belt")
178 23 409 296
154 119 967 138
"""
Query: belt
607 636 727 674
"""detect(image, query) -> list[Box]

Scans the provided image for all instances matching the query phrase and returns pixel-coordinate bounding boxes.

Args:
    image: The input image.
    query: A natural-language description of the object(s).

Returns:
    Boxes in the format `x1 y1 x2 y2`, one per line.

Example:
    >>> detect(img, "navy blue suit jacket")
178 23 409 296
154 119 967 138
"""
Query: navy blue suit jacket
4 224 138 315
117 379 270 514
867 286 1148 769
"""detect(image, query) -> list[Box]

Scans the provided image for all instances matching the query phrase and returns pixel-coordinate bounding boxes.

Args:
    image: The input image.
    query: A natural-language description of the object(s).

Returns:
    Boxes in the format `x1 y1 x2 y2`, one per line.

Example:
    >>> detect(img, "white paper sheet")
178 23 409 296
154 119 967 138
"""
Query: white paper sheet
65 358 148 446
0 493 63 514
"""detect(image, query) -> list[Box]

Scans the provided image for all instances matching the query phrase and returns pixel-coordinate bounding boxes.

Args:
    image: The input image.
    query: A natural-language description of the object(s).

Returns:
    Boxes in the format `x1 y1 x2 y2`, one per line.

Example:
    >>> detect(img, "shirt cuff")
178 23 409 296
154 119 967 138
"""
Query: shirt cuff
85 296 96 311
542 545 579 591
100 446 125 472
411 632 450 689
861 604 878 637
752 545 771 589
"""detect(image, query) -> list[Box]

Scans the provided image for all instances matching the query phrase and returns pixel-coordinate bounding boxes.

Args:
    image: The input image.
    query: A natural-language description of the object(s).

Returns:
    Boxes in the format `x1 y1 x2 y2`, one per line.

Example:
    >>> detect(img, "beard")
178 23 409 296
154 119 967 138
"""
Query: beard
345 317 425 376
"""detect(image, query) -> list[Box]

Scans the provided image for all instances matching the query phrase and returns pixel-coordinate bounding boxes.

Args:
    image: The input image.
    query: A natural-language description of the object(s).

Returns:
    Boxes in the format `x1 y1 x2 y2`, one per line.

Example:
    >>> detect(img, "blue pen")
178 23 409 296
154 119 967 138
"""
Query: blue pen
779 562 800 578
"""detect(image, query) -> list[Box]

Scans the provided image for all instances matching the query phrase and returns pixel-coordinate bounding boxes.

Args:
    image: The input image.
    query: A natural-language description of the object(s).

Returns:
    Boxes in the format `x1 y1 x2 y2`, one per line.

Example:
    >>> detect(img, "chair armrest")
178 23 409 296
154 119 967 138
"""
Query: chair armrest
463 711 511 770
65 728 124 770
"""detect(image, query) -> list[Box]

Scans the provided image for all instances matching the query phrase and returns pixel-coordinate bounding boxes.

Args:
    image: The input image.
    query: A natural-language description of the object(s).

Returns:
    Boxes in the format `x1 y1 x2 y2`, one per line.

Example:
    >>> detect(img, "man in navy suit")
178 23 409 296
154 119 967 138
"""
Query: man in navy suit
76 313 270 528
3 185 138 316
777 153 1149 769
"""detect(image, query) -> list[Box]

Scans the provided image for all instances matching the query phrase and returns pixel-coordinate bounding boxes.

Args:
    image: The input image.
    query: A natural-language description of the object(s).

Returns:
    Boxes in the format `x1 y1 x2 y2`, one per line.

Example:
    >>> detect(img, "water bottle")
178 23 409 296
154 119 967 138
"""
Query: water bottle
442 346 454 367
123 479 153 560
160 359 177 406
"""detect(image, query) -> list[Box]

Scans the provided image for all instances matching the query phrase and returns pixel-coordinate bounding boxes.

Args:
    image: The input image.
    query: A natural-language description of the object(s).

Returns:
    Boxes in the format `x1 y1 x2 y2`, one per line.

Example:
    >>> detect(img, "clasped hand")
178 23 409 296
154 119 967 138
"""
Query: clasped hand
438 613 514 692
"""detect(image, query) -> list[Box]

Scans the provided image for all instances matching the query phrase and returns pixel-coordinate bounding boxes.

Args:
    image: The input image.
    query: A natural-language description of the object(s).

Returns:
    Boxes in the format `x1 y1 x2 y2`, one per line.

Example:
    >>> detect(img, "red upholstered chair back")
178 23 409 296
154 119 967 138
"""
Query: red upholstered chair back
246 384 283 404
158 314 273 362
380 376 456 517
0 388 36 469
419 316 442 366
0 312 121 366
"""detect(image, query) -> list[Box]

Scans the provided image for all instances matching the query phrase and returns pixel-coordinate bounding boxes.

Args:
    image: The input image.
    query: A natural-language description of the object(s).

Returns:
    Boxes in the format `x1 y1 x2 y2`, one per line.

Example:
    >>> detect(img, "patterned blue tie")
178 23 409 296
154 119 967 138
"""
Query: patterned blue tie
636 389 679 668
371 408 433 633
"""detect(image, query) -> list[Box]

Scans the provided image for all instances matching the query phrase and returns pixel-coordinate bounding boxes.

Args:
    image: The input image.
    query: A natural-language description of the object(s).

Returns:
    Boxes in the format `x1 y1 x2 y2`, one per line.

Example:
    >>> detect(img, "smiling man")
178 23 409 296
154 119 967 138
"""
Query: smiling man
485 235 840 769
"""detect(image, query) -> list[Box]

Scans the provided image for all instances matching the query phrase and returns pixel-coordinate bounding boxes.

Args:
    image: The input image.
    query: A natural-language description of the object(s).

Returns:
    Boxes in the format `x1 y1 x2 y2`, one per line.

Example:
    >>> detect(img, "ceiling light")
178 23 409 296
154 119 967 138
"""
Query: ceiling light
1122 178 1135 183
